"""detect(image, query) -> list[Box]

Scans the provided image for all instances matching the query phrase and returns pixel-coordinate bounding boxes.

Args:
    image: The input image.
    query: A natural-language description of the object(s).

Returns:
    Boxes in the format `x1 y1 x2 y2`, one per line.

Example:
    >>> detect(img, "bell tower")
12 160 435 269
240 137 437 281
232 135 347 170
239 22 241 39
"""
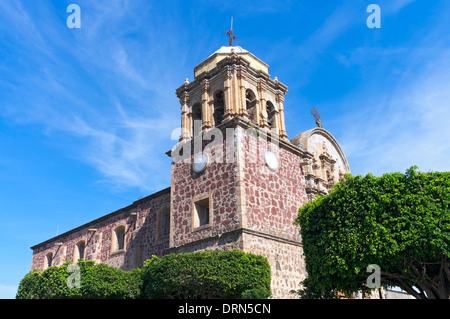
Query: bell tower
170 32 350 297
176 45 289 140
168 41 313 298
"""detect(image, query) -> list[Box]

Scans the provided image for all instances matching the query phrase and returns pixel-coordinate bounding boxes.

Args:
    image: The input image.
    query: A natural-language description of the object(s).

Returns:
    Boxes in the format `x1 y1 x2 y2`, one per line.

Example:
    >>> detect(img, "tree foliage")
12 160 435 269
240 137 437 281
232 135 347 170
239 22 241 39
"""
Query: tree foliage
294 166 450 299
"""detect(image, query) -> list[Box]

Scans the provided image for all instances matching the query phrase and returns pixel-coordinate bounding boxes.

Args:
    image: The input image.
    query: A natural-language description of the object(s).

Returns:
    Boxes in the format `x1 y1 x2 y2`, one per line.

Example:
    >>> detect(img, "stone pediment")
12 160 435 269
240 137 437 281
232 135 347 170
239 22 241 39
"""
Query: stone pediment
291 127 350 201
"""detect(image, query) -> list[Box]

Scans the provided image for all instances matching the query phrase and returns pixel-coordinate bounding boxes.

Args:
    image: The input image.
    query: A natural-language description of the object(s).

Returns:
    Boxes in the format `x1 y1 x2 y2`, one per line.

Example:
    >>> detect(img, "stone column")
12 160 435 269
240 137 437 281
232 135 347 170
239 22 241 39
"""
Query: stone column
237 67 249 120
276 94 288 139
222 67 235 122
201 80 212 129
179 92 190 141
255 82 261 126
257 81 269 129
260 99 269 129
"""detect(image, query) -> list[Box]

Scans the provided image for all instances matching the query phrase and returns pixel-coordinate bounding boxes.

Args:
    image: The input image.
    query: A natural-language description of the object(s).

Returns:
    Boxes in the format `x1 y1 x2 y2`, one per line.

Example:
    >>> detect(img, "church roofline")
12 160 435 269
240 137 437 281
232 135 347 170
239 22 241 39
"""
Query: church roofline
30 187 171 251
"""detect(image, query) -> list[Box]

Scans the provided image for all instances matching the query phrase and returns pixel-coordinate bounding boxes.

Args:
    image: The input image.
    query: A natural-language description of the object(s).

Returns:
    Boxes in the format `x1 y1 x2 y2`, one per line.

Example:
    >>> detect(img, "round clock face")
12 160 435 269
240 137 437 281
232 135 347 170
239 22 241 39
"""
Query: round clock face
264 150 279 172
193 153 209 173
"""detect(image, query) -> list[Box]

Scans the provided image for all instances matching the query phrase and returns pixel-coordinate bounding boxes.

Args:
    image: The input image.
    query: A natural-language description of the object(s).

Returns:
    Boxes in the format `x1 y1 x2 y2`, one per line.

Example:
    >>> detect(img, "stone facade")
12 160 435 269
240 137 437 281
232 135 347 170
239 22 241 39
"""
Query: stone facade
29 45 351 299
31 188 171 271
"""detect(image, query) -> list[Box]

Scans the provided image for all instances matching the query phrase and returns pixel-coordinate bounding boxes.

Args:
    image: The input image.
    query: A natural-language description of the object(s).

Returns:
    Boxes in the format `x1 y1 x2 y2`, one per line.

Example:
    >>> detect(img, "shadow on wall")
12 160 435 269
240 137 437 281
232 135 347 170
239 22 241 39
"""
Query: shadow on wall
122 202 171 271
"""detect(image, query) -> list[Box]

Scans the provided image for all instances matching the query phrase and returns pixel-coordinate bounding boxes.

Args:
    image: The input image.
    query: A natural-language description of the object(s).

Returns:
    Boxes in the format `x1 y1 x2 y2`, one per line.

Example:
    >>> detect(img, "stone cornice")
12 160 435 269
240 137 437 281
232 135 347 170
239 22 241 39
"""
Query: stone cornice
166 227 302 254
166 117 312 159
176 54 288 100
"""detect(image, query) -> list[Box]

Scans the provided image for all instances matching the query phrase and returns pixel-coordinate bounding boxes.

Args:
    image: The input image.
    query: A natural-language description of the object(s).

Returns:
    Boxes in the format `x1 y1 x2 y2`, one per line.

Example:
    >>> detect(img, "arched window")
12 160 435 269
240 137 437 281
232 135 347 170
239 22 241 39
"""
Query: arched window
266 101 275 127
74 241 85 262
192 103 202 135
213 91 225 126
44 252 53 269
246 89 257 123
113 225 126 252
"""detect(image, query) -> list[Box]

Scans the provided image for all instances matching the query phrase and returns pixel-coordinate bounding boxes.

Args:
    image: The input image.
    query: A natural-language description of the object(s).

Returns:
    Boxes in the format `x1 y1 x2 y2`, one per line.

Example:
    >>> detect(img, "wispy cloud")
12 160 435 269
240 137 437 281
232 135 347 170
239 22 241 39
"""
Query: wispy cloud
0 0 445 190
0 1 182 192
385 0 416 14
336 22 450 176
268 0 449 177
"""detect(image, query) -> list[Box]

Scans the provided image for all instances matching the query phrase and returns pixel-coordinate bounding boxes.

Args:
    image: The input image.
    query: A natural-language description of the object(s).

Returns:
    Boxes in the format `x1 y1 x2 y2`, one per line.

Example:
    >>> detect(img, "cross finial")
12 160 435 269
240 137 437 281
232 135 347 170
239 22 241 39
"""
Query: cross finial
225 16 237 46
311 107 323 128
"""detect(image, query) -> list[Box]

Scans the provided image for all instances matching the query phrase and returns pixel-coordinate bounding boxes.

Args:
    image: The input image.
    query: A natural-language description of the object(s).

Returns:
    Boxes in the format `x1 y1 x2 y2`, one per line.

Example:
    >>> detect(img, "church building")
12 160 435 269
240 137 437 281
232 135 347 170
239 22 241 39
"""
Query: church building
29 39 351 298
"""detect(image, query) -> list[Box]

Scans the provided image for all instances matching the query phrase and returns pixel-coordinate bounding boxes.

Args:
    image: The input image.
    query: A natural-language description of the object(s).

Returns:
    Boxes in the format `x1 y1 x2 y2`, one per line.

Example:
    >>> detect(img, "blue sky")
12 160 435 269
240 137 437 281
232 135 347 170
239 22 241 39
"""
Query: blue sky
1 0 449 298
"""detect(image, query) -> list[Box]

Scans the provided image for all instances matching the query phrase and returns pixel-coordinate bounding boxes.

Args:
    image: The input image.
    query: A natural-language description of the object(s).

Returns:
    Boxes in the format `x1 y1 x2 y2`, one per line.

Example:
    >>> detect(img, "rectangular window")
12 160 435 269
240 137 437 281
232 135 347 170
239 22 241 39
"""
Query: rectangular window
192 195 212 230
196 199 210 226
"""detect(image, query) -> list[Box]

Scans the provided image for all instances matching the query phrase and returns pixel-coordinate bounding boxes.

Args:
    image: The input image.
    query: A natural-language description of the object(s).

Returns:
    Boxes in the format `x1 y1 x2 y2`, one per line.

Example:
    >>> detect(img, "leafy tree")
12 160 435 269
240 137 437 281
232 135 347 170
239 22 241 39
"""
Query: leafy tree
294 167 450 299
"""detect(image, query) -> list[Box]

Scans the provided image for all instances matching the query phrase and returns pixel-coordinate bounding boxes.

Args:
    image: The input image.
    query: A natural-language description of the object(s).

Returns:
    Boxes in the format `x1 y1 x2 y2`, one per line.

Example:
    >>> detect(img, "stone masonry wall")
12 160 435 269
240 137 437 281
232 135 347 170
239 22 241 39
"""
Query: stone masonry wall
242 231 306 299
170 136 241 250
238 127 309 298
239 128 307 241
30 190 171 271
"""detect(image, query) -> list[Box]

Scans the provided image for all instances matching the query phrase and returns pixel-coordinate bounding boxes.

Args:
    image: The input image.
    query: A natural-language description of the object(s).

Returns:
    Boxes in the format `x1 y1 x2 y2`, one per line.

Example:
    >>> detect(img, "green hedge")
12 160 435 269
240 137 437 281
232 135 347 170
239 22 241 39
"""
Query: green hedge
142 250 271 299
17 250 271 299
16 260 143 299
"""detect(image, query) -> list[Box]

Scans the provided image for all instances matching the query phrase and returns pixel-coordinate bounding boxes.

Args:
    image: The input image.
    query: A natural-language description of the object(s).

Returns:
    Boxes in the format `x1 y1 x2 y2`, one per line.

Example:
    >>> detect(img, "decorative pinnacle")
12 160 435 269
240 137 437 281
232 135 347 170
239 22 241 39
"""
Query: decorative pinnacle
311 107 323 128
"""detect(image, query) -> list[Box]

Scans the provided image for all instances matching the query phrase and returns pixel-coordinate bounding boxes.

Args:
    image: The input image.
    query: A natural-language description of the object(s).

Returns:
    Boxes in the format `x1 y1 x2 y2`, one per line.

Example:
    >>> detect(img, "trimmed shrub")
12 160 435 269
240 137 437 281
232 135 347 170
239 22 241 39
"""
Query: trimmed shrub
142 249 271 299
15 269 42 299
16 260 143 299
17 250 271 299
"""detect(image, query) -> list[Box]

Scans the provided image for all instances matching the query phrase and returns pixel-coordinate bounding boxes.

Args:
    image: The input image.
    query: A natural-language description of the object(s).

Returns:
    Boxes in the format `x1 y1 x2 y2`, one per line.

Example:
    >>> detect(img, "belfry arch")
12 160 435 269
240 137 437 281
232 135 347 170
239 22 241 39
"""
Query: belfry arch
191 102 202 137
213 90 225 126
245 89 257 124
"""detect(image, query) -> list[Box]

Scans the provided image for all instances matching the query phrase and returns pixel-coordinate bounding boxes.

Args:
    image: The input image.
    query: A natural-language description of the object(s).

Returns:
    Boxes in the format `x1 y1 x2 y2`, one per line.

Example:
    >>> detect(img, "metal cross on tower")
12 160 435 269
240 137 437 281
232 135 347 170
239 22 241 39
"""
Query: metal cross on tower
225 16 237 46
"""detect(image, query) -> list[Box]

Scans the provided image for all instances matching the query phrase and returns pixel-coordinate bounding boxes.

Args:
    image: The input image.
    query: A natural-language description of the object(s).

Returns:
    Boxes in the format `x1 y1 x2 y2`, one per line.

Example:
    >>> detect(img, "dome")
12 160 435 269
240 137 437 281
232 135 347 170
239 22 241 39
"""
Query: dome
194 46 269 78
210 46 249 56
